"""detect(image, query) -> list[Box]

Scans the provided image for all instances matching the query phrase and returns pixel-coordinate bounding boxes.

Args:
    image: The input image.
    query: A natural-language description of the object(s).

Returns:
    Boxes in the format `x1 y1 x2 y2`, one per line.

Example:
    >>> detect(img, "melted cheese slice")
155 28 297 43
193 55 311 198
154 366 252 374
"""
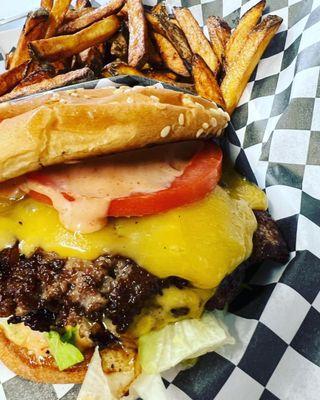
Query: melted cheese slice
0 184 261 289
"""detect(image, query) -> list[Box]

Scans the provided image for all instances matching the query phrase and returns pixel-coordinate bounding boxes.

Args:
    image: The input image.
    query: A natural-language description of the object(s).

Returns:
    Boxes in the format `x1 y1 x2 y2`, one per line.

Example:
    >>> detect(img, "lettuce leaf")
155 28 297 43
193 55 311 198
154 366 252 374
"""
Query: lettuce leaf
47 331 84 371
138 312 234 374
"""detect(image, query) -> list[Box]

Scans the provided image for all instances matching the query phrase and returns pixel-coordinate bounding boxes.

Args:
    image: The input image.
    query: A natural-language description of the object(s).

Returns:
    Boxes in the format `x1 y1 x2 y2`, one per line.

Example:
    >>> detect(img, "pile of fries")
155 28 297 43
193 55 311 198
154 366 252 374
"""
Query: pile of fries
0 0 282 113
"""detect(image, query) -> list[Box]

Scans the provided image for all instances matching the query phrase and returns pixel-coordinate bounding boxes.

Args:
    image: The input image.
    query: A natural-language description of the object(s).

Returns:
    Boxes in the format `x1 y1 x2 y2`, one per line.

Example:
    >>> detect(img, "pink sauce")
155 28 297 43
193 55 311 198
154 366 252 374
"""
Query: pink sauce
22 142 201 233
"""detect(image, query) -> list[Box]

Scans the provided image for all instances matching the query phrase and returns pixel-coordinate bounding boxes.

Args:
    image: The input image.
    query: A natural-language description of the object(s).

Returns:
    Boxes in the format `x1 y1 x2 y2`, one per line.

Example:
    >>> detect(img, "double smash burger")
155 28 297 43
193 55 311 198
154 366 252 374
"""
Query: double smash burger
0 86 288 393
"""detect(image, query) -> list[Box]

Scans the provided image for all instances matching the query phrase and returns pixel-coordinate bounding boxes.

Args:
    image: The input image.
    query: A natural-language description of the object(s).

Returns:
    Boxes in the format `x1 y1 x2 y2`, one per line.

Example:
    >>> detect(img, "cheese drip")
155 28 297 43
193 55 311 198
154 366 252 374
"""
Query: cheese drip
0 182 264 289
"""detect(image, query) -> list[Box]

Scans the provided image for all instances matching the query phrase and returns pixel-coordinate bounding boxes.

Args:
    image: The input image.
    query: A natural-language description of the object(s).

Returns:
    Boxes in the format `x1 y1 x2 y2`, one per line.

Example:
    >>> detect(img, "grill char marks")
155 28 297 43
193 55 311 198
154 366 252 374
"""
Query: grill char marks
0 247 160 334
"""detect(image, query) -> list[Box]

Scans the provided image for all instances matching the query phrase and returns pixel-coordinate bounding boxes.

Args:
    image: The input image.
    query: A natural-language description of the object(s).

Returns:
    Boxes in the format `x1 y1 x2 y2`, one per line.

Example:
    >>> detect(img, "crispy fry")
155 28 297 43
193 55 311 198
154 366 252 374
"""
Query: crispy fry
127 0 148 67
174 7 219 74
145 70 177 82
103 61 145 77
221 15 282 114
0 61 33 96
149 4 192 69
10 9 49 69
76 45 105 73
110 31 128 61
192 54 225 108
206 16 231 64
64 8 93 23
58 0 125 34
0 67 95 103
41 0 53 10
147 37 162 65
30 16 120 62
12 66 56 92
46 0 72 38
225 0 265 67
75 0 92 9
5 50 14 70
153 32 189 77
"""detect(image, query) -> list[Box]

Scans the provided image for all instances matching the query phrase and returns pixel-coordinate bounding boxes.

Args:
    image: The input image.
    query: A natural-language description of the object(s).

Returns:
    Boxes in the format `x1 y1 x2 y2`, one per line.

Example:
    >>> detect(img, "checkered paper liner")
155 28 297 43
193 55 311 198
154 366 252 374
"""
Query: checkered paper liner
0 0 320 399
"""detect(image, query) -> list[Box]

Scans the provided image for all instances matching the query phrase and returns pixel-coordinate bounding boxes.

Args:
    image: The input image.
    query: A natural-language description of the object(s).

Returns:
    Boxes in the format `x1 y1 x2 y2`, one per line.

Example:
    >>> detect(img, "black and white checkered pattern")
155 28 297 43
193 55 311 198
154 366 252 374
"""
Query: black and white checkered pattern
0 0 320 399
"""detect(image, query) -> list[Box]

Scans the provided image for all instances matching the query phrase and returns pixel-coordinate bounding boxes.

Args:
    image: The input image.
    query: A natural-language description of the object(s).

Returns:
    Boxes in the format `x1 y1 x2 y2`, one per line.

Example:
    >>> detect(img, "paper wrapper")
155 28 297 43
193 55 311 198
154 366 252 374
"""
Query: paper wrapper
0 0 320 399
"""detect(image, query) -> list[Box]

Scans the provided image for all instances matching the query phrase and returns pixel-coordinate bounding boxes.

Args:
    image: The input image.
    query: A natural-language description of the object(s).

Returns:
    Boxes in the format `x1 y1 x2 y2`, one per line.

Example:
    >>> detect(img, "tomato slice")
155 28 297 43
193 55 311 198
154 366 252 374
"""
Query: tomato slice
27 142 223 217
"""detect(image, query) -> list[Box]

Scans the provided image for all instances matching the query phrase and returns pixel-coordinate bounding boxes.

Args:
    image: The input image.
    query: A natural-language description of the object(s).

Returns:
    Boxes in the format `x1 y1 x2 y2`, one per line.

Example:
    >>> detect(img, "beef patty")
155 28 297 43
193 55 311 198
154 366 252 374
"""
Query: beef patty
0 211 288 341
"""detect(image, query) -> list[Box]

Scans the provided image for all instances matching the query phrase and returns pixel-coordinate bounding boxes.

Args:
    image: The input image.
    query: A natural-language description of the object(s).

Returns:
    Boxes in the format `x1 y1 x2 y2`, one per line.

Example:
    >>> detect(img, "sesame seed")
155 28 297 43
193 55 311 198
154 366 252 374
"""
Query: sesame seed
224 111 231 121
160 126 171 138
196 128 204 138
209 108 217 115
182 96 195 107
127 97 133 104
88 111 94 119
70 92 79 97
210 118 217 127
223 122 228 129
150 95 159 102
178 113 184 125
195 102 204 109
202 122 209 129
217 128 222 136
157 103 167 110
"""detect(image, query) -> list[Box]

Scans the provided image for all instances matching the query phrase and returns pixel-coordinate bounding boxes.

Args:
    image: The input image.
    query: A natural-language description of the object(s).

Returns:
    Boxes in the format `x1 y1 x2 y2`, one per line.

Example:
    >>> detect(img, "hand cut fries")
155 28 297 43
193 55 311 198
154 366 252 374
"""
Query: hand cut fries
10 9 49 69
152 32 189 77
225 0 265 67
0 0 281 119
46 0 71 38
41 0 53 10
0 67 94 103
0 61 32 96
221 15 282 114
148 4 192 69
192 55 225 108
58 0 125 34
206 16 231 65
127 0 148 67
174 7 219 75
30 16 120 61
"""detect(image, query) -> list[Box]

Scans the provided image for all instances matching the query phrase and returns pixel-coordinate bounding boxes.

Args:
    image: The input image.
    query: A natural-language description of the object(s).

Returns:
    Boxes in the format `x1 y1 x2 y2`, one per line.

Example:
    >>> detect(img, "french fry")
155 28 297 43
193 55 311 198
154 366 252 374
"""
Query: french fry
5 51 14 70
221 15 282 114
58 0 125 34
127 0 148 67
206 16 231 65
0 67 95 103
148 4 192 69
12 66 56 91
147 37 162 65
174 7 219 75
75 0 92 9
102 61 145 77
10 9 49 69
192 54 225 108
41 0 53 10
110 31 128 61
30 16 120 62
64 8 93 23
46 0 72 38
225 0 265 67
145 70 177 82
152 32 189 77
76 45 105 73
0 61 32 96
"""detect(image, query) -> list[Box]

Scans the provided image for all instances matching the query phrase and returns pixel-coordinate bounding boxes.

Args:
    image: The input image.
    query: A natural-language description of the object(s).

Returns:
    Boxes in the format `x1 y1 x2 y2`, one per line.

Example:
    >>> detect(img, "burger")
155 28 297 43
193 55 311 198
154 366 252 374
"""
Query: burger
0 86 288 398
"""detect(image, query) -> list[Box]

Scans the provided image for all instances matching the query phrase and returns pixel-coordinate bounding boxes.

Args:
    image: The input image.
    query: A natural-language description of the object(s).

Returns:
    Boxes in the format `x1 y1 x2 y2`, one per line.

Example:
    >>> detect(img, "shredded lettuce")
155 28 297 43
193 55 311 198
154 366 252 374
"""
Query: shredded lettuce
77 347 114 400
47 330 84 371
138 312 234 374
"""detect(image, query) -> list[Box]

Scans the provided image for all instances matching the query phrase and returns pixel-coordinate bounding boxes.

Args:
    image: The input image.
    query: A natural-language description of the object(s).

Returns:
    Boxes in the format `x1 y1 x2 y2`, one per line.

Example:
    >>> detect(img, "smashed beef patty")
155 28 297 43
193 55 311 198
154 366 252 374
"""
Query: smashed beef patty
0 211 289 339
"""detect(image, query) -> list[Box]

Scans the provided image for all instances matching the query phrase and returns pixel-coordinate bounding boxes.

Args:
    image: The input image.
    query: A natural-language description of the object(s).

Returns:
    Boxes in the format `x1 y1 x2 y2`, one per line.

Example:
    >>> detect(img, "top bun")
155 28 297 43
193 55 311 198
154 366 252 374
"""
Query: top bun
0 85 230 182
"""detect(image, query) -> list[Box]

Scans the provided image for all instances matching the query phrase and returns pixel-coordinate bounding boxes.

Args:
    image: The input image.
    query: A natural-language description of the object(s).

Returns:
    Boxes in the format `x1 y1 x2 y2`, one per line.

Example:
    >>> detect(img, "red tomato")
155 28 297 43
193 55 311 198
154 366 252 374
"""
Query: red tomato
27 142 223 217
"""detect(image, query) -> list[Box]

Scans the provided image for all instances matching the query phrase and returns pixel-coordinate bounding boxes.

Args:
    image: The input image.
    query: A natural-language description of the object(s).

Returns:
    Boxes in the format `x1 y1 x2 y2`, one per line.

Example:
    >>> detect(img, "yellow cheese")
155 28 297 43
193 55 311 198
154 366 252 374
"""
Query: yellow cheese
0 183 259 289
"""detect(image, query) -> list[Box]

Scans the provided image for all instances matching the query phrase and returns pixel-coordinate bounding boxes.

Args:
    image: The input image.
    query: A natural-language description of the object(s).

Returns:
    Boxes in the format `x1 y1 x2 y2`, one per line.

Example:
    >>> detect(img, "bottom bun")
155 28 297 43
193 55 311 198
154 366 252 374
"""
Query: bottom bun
0 327 139 394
